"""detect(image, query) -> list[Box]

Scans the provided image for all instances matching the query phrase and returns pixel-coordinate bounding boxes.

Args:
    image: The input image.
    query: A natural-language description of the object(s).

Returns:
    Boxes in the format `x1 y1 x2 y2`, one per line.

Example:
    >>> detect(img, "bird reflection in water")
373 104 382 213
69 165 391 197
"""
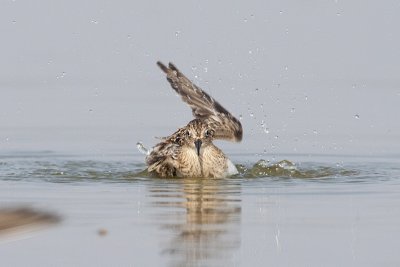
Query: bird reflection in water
148 178 241 266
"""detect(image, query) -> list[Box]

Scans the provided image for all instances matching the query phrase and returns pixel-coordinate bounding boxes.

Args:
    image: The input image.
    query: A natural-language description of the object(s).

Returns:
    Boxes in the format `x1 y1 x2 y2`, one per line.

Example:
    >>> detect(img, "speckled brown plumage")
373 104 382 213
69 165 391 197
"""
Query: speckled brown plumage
144 62 243 178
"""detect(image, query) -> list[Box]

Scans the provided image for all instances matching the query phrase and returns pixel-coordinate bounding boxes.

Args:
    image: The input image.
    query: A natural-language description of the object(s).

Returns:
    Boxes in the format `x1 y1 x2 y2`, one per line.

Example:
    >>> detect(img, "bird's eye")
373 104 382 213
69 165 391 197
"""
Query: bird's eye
185 130 191 137
205 129 214 138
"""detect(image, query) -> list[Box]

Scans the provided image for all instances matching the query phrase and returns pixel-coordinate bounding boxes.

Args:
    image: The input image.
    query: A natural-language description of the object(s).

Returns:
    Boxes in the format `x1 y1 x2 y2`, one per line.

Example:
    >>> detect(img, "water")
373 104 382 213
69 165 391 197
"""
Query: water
2 0 400 265
1 151 399 266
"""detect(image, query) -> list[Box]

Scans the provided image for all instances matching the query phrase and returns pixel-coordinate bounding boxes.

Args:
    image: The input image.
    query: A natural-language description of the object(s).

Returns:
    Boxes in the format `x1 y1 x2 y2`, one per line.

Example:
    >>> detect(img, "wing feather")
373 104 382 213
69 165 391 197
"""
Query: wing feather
157 61 243 142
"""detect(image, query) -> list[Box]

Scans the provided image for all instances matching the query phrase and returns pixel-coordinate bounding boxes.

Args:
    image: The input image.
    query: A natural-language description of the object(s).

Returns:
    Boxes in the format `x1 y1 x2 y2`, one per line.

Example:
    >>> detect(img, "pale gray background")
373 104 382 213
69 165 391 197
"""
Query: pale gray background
1 0 399 156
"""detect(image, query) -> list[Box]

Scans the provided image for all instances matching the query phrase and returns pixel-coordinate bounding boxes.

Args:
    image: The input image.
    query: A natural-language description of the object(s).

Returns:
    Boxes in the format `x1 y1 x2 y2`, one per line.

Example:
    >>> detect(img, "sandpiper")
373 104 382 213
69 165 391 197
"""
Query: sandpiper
140 61 243 178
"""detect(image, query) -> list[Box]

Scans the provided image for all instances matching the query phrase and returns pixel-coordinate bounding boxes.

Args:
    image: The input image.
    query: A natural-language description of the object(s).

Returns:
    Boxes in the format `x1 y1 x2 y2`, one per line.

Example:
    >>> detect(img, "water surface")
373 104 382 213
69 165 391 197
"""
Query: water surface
0 151 399 266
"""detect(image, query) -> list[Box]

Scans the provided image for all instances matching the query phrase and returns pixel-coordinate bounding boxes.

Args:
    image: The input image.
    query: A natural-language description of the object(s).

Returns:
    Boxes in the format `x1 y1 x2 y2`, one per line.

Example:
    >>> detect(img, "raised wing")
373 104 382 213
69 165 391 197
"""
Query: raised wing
157 61 243 142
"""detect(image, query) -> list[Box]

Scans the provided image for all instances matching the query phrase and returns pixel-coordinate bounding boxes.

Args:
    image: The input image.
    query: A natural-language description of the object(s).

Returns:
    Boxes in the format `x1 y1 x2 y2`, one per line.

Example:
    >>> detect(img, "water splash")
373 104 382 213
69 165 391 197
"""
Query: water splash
235 160 358 179
137 142 150 156
0 152 361 183
134 159 358 180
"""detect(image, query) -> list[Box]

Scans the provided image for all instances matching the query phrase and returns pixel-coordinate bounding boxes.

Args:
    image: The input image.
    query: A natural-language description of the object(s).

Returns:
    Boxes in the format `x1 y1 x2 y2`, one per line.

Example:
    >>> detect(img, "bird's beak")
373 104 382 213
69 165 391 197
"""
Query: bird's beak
194 139 202 156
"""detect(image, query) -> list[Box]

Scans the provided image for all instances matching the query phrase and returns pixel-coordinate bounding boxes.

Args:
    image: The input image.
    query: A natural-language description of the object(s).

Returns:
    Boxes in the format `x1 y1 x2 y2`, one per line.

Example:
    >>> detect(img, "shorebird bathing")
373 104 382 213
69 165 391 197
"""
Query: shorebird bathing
138 61 243 178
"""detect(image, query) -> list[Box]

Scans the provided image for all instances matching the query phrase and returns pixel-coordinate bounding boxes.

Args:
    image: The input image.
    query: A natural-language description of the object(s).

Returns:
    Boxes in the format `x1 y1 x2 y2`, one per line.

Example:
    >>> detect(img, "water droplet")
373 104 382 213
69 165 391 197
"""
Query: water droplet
243 18 248 23
274 135 279 139
89 108 93 113
313 130 318 134
12 20 17 24
175 30 181 37
261 120 269 134
91 20 99 24
203 67 208 73
239 114 243 120
56 72 66 79
354 114 360 119
290 107 295 113
249 112 254 118
279 10 283 15
284 65 288 71
336 12 341 16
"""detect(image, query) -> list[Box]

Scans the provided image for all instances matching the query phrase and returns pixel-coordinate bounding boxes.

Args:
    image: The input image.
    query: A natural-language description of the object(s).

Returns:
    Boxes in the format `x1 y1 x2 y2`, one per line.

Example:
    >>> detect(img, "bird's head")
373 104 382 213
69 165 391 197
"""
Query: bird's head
174 120 215 156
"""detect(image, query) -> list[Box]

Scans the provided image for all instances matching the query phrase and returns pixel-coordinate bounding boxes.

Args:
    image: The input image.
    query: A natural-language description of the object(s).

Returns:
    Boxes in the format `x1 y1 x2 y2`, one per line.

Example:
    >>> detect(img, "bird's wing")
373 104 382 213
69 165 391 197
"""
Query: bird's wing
146 138 180 177
157 61 243 142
